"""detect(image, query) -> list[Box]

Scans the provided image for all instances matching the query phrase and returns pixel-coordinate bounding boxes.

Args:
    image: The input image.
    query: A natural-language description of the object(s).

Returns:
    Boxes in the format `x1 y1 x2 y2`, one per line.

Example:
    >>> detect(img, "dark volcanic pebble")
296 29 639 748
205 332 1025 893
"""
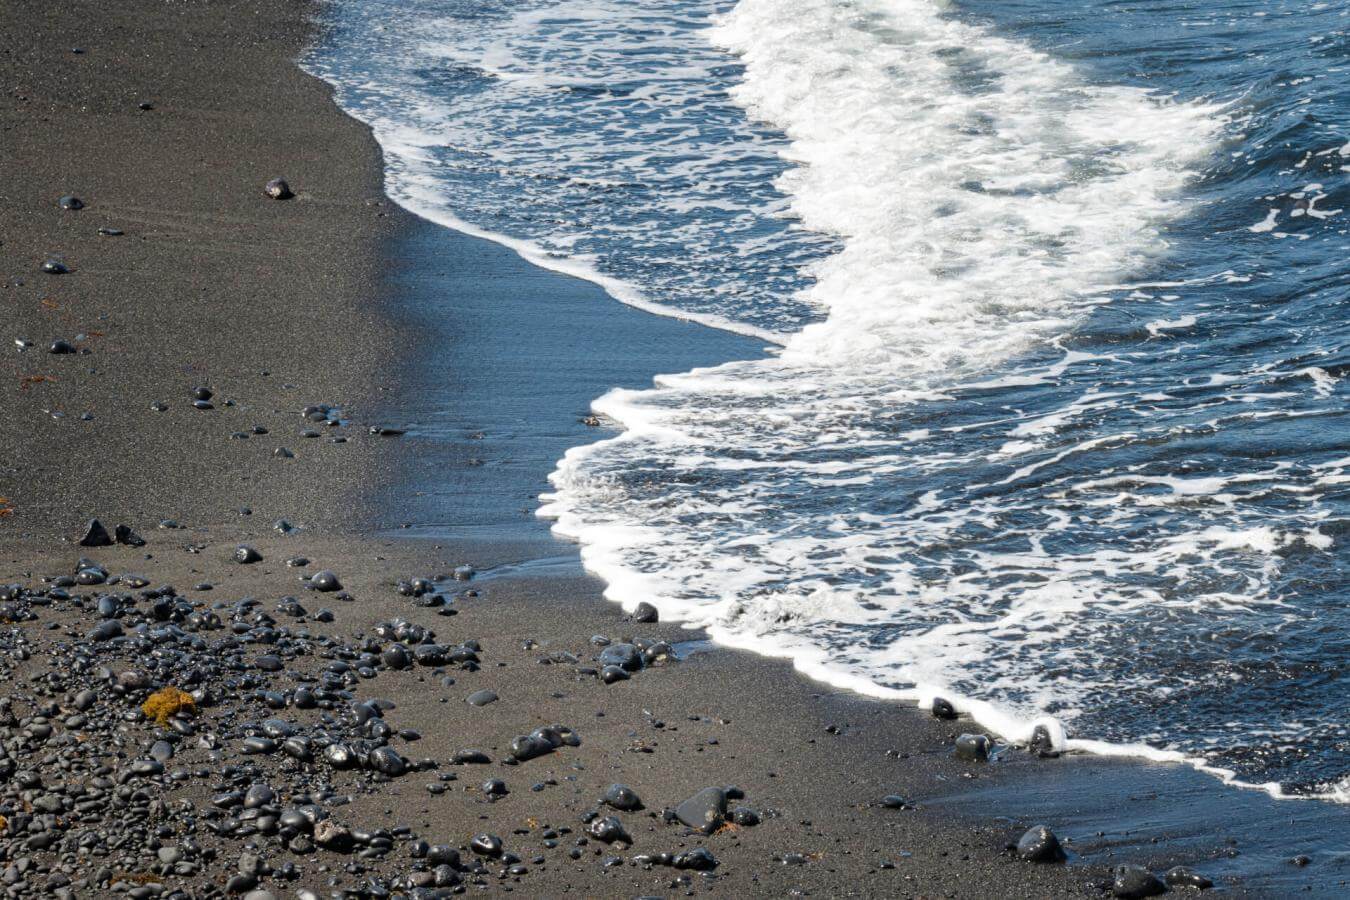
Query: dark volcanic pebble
1164 867 1213 890
1016 825 1066 863
633 601 659 623
598 642 643 672
77 518 113 547
602 783 643 811
310 570 342 591
674 848 718 871
674 787 727 834
470 834 503 857
588 816 631 844
954 733 992 762
931 697 958 720
58 194 84 210
114 523 146 546
234 545 263 564
600 664 630 684
1113 865 1166 899
42 258 69 274
48 339 76 354
97 226 124 236
265 177 294 199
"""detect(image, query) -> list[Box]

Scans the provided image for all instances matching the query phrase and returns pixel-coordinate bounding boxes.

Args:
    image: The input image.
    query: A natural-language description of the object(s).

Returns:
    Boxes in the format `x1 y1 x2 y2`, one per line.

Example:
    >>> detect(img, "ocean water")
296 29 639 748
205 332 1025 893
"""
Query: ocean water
308 0 1350 800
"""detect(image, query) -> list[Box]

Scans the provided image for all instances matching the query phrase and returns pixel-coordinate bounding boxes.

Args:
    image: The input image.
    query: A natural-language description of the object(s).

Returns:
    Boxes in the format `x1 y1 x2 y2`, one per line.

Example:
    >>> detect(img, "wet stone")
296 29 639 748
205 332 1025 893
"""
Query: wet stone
1164 866 1213 890
602 783 643 812
954 733 992 762
78 518 113 547
470 833 503 857
1016 825 1066 864
1113 865 1166 899
632 601 659 623
309 570 342 592
931 697 958 720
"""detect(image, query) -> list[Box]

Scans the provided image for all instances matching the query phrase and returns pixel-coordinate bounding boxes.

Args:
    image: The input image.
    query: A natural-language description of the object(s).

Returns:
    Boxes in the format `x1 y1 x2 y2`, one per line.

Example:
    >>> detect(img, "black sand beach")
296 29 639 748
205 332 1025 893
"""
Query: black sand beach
0 1 1341 897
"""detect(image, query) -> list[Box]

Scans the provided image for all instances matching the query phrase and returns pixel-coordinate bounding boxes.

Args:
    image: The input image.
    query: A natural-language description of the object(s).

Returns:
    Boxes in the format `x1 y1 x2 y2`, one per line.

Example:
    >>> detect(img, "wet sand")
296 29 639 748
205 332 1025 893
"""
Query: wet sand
0 0 1332 897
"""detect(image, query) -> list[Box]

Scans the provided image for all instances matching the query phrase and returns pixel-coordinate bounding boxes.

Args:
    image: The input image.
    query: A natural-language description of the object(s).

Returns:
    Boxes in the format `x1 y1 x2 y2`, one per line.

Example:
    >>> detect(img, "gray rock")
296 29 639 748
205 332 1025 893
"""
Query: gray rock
466 690 498 707
1016 825 1065 863
954 733 992 761
1164 867 1212 890
674 787 727 834
602 783 643 811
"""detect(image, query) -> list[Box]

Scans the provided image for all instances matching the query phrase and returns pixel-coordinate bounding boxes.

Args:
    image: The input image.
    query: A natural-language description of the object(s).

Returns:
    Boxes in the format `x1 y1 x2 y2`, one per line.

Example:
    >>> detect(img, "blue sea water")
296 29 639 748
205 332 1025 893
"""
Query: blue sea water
308 0 1350 800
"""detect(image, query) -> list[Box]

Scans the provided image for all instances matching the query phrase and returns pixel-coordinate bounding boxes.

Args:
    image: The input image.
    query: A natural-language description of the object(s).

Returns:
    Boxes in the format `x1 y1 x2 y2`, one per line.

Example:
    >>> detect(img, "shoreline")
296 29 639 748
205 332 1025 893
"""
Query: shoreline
0 1 1341 897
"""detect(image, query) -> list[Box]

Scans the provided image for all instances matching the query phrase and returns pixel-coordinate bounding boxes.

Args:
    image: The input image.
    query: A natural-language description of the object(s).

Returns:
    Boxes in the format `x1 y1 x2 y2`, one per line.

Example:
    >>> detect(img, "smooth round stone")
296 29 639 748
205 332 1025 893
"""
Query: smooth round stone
1016 825 1066 863
48 339 76 355
602 783 643 812
598 642 643 671
234 545 262 564
58 195 84 210
674 848 718 871
310 570 341 592
244 783 274 809
42 259 69 274
192 386 213 401
481 778 507 796
254 654 283 672
954 733 992 762
1113 865 1166 899
600 664 630 684
264 178 293 199
470 833 503 857
674 787 727 834
465 689 498 707
632 601 659 623
368 746 407 776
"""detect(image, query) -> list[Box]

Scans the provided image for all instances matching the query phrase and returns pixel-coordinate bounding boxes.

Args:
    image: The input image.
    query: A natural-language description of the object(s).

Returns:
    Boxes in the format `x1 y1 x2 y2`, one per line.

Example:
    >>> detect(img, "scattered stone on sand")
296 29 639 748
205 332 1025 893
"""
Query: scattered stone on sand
97 226 124 236
58 194 84 210
633 601 659 623
674 786 727 834
602 783 643 811
113 523 146 546
42 258 69 274
77 518 113 547
466 689 498 707
1113 864 1167 899
1016 825 1066 863
48 339 76 354
234 544 263 564
309 569 342 591
264 177 294 199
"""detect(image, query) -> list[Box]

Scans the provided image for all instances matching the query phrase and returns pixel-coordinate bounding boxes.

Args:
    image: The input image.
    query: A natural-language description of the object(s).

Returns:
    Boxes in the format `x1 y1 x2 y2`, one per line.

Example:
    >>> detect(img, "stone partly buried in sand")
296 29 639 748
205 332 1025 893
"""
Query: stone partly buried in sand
954 732 993 761
672 786 729 834
1112 864 1168 899
264 177 294 199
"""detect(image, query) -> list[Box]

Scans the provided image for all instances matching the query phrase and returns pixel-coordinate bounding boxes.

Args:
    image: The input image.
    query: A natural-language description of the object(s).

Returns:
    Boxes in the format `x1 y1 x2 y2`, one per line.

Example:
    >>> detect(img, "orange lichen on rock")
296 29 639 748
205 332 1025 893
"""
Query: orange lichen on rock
141 687 196 725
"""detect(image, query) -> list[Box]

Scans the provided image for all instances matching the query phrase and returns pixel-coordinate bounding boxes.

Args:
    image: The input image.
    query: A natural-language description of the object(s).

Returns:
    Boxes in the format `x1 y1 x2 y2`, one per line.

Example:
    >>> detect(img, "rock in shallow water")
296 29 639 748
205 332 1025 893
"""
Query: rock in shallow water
954 733 992 762
931 697 958 720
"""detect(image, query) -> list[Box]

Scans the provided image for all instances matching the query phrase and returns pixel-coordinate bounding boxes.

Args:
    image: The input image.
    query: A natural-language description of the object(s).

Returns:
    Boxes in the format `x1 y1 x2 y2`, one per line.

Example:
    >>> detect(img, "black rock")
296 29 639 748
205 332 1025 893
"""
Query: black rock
482 778 507 796
598 642 643 671
381 645 411 670
1113 865 1166 899
114 524 146 547
234 545 263 564
602 783 643 812
369 426 406 436
588 816 630 844
98 227 123 236
1016 825 1066 863
58 195 84 210
78 518 113 547
42 259 69 274
1292 854 1311 867
265 178 294 200
730 806 760 826
49 339 76 354
954 733 992 762
470 833 503 857
931 697 958 720
1164 867 1213 890
880 794 906 809
1030 724 1061 757
674 787 727 834
310 570 342 592
509 734 553 762
368 746 407 776
673 848 718 871
633 602 659 623
87 620 122 641
453 749 491 765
